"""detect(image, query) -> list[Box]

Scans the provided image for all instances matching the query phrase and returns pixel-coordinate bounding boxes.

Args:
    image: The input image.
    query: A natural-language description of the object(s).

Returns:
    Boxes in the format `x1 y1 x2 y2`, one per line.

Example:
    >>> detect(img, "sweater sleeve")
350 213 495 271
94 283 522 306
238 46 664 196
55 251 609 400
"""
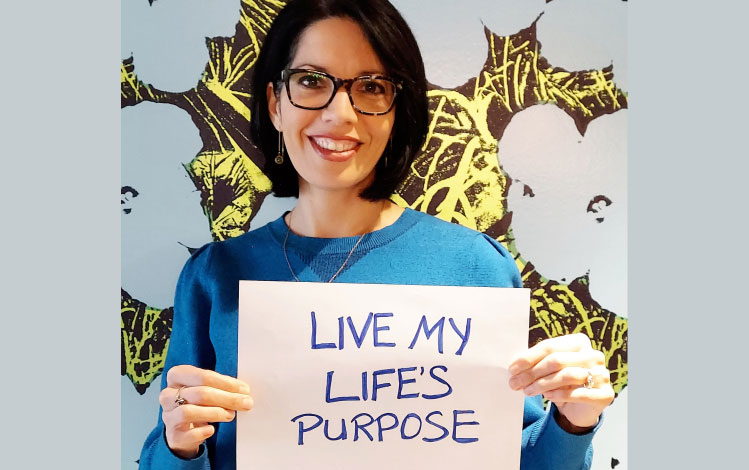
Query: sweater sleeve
139 244 216 470
471 235 598 469
520 396 600 470
469 233 524 288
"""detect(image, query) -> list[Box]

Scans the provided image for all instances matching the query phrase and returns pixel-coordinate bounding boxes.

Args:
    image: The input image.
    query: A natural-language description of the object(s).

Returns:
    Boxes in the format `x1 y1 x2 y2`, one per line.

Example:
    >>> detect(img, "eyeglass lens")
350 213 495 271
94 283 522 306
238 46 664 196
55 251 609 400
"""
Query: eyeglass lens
287 71 396 113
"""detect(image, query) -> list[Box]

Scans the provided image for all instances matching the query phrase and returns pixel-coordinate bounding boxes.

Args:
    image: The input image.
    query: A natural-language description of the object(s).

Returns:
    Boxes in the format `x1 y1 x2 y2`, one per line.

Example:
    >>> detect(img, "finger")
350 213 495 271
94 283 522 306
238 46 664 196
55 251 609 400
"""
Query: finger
166 365 251 394
159 386 183 411
521 366 589 396
159 386 198 411
509 349 605 391
176 385 254 411
509 333 593 375
522 366 609 396
543 383 615 404
166 423 215 457
163 404 236 428
536 366 613 398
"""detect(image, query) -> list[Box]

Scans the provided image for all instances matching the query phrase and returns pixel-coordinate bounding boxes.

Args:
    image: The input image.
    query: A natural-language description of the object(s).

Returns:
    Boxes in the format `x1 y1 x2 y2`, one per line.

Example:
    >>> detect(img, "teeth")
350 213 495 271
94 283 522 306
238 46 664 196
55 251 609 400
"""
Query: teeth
312 137 358 152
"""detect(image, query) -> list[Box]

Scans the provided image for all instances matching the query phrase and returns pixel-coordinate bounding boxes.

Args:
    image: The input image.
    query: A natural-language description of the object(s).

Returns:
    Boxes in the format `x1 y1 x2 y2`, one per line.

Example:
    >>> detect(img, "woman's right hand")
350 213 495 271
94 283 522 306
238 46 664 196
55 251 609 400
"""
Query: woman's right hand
159 365 254 459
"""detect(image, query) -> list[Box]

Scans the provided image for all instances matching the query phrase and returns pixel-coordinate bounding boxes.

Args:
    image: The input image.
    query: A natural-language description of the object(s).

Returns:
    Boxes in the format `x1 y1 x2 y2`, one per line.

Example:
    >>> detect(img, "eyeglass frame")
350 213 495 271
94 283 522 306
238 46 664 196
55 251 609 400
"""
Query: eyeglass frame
279 68 403 116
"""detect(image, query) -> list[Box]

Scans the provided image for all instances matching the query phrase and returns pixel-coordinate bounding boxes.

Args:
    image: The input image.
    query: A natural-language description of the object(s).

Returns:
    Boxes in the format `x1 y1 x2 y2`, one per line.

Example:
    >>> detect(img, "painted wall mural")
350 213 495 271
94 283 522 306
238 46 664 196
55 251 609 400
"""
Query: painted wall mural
122 0 627 467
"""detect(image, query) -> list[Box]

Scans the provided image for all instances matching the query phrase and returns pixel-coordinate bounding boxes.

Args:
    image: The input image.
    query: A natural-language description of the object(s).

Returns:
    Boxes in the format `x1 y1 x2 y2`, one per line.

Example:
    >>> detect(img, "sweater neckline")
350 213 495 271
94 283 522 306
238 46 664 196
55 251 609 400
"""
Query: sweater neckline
267 207 419 255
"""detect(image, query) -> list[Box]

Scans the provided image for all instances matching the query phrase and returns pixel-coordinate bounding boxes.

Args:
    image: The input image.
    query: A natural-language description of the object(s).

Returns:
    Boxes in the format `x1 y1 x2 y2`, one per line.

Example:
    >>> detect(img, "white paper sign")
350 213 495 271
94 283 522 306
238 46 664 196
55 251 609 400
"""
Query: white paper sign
237 281 530 469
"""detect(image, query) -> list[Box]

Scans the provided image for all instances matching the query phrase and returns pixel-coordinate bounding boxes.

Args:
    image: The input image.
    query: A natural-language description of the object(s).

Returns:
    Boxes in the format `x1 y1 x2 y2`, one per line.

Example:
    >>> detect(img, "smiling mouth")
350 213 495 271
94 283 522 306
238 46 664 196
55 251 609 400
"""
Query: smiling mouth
309 136 362 162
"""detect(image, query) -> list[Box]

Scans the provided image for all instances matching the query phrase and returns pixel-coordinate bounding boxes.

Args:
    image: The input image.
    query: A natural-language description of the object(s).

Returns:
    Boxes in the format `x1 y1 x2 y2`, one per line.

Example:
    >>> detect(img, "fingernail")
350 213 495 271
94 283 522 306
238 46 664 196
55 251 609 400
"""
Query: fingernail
508 364 520 375
242 398 253 410
240 384 250 394
508 377 520 390
523 386 535 396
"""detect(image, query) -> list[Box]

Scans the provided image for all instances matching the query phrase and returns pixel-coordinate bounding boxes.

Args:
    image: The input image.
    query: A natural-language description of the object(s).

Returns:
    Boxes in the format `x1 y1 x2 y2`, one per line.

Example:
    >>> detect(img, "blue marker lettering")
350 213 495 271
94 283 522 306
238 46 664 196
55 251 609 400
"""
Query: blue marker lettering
397 367 420 399
452 410 479 443
351 413 375 441
310 311 335 349
323 419 348 441
449 317 472 355
325 371 360 403
338 316 345 349
422 365 452 399
376 412 399 441
290 413 323 445
400 413 422 439
372 312 396 347
422 411 449 442
347 312 373 348
372 368 395 401
408 315 445 353
361 371 369 401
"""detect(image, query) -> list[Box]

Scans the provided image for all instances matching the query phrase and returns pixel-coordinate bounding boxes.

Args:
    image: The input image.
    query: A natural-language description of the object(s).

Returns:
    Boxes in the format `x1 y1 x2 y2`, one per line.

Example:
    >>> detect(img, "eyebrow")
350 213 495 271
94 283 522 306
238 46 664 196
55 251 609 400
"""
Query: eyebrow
292 63 386 76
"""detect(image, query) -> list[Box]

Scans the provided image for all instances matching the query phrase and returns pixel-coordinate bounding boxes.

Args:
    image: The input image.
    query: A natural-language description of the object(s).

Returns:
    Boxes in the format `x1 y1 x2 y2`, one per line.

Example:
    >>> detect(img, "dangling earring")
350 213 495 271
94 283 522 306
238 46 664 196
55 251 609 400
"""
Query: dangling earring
275 131 284 165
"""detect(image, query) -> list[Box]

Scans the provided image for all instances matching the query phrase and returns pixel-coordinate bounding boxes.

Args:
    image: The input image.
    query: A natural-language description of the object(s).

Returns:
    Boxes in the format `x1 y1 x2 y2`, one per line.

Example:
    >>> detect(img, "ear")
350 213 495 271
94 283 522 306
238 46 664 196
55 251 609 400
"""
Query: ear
267 82 282 131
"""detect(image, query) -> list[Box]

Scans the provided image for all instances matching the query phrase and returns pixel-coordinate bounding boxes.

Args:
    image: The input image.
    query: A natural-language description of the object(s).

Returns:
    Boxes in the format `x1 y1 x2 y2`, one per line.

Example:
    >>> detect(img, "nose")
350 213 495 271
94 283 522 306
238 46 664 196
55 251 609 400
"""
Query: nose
321 87 357 124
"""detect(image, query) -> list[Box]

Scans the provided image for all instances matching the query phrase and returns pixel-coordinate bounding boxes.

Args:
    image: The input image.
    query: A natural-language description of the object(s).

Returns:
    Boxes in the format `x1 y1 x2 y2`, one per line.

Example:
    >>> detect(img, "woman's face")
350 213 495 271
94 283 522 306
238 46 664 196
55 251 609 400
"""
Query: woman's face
267 17 396 195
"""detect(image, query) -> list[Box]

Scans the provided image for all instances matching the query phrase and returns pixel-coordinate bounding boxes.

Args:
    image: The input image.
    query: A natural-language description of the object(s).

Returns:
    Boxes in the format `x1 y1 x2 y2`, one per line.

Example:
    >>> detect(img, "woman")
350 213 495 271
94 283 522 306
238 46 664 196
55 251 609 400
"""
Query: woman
139 0 614 468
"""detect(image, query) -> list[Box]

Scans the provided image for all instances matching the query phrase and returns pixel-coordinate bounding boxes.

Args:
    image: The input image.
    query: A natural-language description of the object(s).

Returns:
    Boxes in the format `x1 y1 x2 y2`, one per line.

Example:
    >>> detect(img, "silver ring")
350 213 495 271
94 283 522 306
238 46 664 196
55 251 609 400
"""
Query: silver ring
583 370 594 389
175 385 187 406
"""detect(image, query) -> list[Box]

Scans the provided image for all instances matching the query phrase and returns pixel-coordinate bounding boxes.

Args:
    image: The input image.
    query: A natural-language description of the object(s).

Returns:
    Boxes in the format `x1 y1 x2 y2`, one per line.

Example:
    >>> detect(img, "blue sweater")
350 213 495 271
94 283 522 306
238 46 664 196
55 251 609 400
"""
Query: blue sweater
139 208 597 469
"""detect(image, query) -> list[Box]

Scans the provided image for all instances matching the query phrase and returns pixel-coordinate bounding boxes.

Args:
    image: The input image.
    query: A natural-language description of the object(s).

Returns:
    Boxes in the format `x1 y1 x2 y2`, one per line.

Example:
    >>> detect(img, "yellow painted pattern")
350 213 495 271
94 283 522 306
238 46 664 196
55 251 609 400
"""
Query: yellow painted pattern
184 0 285 240
394 22 628 393
527 275 628 391
189 145 272 241
400 89 508 233
121 290 172 393
121 4 628 394
121 1 286 391
121 57 160 106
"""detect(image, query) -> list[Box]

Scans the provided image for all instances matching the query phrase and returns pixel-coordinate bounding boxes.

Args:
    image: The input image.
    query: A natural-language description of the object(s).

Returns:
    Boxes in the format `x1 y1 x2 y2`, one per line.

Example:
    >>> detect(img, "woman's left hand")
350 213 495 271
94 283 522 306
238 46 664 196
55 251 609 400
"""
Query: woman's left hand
508 333 615 432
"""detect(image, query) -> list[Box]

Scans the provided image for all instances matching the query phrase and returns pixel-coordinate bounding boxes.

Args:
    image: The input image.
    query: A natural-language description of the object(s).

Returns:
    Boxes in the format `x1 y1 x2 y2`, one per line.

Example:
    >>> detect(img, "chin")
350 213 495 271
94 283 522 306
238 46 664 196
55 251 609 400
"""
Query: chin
299 170 375 194
305 178 368 193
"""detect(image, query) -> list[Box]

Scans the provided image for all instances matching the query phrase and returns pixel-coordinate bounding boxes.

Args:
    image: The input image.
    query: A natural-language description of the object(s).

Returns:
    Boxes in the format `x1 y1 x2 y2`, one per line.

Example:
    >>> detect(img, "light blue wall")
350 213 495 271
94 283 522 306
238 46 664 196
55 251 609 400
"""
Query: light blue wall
121 1 627 468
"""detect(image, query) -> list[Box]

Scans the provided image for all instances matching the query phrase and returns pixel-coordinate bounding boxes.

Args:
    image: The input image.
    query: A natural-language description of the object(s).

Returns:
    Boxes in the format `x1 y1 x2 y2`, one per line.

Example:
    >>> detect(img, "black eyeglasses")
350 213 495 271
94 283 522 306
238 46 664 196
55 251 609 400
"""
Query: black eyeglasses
280 68 402 116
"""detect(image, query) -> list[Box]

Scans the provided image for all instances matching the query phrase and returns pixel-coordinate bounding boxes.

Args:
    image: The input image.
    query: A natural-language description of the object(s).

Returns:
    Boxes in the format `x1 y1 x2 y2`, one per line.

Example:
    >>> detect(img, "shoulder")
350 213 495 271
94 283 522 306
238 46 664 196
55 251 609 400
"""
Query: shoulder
178 219 278 280
403 210 522 288
467 232 522 288
402 209 485 242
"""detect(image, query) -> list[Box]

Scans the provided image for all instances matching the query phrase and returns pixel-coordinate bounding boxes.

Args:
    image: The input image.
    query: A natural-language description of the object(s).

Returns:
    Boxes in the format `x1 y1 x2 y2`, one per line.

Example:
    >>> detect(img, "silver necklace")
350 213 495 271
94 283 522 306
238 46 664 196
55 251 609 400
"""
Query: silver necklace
282 211 367 283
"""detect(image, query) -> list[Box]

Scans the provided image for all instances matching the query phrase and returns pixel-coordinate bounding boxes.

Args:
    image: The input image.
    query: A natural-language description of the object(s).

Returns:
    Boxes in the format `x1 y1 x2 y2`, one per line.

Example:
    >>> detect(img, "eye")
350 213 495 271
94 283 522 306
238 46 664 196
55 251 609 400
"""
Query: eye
358 79 387 95
295 72 326 88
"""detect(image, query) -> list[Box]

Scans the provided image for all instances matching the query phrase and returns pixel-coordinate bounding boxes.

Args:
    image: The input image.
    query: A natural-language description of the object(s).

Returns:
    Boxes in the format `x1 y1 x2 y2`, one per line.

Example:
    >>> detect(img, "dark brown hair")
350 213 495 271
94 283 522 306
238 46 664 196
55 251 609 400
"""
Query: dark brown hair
249 0 429 200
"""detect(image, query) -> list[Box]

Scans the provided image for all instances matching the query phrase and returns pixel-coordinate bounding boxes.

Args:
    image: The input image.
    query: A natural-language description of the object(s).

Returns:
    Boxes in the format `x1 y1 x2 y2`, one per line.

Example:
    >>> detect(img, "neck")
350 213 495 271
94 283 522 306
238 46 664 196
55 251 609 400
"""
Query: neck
288 184 402 238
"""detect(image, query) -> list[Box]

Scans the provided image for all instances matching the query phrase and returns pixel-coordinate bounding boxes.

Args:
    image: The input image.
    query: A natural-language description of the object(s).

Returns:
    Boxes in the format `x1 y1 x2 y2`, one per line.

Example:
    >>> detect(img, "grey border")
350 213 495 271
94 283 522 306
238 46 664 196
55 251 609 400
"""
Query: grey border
5 0 748 466
0 1 119 467
630 1 749 468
